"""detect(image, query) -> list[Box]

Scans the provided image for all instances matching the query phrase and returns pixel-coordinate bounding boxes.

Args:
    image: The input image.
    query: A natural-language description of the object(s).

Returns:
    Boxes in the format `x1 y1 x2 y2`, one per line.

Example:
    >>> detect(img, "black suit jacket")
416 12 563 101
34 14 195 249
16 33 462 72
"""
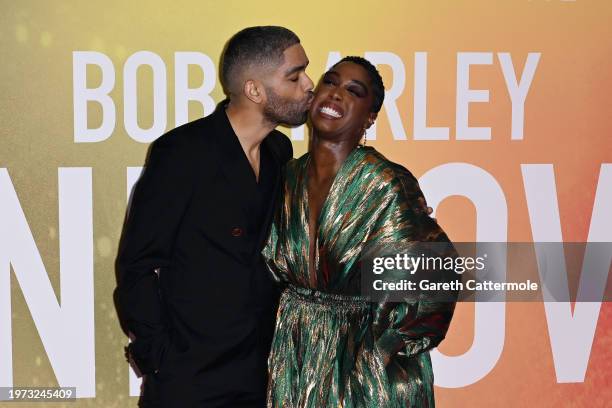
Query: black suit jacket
116 102 292 407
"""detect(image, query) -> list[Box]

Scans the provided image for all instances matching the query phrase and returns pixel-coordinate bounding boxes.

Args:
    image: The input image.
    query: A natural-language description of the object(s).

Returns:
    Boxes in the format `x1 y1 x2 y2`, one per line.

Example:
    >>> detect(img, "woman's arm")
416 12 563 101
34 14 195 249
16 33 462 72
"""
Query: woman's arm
368 169 458 364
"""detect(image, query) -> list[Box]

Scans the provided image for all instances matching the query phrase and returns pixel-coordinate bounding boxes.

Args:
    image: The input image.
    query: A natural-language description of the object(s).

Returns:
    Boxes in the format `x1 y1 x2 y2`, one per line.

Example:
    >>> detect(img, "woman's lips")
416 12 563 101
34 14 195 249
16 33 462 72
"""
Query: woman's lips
318 103 344 119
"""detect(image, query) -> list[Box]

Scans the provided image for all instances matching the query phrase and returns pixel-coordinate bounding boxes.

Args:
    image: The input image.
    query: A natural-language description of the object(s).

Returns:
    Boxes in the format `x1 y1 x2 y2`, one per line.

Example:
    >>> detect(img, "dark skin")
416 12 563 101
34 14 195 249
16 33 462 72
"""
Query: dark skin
306 62 377 277
306 62 433 278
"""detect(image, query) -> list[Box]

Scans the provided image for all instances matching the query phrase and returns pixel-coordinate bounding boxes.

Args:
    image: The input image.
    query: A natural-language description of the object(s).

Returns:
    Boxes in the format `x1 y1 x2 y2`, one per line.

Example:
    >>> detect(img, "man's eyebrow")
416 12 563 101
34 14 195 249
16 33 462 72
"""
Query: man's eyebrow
285 61 309 76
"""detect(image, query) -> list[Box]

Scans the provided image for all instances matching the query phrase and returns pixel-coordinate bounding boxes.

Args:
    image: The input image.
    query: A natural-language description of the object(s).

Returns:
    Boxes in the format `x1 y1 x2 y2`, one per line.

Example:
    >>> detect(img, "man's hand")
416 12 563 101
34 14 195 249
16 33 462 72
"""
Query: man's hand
125 345 142 376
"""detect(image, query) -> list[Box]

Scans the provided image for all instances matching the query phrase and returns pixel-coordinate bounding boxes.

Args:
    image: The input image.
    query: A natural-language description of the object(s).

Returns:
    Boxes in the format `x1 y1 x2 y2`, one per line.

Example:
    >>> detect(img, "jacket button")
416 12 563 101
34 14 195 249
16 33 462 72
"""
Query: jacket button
231 227 243 237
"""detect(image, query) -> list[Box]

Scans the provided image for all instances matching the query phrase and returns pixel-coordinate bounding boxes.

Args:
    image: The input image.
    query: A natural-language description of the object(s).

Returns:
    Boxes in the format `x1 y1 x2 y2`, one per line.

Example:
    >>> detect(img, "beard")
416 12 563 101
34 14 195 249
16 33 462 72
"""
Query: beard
263 86 310 126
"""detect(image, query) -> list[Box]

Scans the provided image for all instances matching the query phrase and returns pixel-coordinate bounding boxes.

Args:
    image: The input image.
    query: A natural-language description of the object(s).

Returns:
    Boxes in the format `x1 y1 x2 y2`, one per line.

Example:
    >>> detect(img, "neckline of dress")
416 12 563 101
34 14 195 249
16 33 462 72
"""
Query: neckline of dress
302 145 370 227
301 146 371 278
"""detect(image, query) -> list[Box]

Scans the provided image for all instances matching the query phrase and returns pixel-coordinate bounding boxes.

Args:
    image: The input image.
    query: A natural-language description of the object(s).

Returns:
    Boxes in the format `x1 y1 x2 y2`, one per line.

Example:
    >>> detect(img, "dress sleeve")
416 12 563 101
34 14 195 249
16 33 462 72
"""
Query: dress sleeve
116 133 194 374
369 170 458 365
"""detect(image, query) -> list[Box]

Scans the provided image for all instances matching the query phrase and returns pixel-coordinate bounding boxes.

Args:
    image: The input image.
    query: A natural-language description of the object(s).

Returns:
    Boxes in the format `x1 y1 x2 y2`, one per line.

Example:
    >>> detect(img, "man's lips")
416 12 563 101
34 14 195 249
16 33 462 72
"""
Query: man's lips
305 92 315 109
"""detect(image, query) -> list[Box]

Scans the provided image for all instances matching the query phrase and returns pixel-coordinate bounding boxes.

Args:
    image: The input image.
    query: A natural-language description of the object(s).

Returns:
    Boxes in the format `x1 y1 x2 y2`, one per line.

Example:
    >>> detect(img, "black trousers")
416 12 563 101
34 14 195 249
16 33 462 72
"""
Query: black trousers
138 373 267 408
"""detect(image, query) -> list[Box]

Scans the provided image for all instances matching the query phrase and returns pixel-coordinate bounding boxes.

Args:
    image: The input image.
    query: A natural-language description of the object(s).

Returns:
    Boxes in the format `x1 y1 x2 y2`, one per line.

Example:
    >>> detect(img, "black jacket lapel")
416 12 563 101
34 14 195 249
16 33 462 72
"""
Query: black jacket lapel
253 135 283 261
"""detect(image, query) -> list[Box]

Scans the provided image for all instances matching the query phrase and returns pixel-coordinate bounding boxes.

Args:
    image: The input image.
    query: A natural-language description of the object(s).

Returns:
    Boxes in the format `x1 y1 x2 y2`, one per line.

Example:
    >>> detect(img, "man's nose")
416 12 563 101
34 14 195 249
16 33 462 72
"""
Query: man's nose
303 74 314 93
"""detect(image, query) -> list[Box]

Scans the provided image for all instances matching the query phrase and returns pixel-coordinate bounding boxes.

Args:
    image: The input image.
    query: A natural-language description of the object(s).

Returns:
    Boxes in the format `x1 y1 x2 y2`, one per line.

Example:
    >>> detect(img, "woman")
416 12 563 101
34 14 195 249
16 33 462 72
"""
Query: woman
263 56 457 407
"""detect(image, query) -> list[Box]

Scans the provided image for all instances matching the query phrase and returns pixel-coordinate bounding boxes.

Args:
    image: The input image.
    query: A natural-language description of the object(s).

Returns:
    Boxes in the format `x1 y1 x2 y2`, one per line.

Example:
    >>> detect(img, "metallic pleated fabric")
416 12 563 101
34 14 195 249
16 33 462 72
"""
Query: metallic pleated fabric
263 146 457 407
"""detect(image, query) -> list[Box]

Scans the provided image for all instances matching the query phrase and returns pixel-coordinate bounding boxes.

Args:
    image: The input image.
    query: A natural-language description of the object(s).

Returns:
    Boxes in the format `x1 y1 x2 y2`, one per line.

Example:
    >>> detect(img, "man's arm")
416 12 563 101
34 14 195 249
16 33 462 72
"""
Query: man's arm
116 132 194 375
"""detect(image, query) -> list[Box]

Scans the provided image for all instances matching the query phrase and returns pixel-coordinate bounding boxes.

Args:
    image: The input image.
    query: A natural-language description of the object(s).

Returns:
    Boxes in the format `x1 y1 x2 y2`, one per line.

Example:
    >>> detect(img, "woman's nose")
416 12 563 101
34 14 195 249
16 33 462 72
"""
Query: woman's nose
329 87 342 100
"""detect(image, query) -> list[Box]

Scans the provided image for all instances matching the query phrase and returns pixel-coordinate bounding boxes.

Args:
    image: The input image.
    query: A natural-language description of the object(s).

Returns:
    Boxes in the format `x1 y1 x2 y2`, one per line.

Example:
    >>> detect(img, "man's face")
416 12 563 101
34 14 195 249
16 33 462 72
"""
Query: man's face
262 43 314 126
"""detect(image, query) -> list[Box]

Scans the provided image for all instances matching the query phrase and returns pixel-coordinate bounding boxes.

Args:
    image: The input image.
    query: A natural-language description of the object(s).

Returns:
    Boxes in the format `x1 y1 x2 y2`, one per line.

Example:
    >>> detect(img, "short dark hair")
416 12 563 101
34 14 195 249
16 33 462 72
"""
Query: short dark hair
221 26 300 94
332 56 385 113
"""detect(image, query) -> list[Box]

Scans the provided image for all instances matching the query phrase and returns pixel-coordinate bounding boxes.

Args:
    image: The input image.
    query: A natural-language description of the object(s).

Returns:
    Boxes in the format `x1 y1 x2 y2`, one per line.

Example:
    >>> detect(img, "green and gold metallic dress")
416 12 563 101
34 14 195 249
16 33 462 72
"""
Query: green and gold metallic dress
263 146 456 407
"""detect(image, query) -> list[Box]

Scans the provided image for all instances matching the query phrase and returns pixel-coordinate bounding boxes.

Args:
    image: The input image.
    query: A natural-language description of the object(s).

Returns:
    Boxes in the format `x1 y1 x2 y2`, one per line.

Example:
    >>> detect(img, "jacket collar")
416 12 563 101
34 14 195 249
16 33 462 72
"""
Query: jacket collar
209 100 285 260
210 100 282 167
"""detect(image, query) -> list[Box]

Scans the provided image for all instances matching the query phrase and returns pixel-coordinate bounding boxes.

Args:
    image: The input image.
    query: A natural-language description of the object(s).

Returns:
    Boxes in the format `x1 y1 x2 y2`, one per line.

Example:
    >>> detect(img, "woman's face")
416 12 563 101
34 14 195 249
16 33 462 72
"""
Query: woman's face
309 61 377 142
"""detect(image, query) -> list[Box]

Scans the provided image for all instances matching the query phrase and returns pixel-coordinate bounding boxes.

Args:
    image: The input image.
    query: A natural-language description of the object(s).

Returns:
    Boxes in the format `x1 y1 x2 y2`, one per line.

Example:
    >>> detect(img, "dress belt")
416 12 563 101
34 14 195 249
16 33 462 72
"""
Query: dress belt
283 284 369 310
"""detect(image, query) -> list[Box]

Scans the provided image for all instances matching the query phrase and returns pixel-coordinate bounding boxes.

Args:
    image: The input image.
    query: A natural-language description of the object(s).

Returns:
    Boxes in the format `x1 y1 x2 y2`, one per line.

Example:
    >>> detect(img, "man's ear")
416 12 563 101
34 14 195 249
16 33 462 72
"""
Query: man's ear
243 80 264 104
365 112 377 129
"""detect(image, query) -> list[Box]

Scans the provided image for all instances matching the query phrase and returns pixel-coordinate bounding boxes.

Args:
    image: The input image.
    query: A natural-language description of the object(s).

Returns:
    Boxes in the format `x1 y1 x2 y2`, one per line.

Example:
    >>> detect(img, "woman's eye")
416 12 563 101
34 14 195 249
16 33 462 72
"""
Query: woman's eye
348 87 363 97
290 77 299 82
322 78 334 85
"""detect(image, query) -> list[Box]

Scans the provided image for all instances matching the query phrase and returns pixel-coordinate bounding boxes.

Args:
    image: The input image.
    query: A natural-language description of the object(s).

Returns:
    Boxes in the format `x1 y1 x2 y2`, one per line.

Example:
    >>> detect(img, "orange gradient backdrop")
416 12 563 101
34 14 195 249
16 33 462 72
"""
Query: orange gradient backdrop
1 1 610 406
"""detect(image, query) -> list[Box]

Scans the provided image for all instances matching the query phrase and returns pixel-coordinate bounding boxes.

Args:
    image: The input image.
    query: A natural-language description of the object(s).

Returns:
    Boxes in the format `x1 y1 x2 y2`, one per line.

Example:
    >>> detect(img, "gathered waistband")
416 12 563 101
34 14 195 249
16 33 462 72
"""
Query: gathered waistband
282 284 369 311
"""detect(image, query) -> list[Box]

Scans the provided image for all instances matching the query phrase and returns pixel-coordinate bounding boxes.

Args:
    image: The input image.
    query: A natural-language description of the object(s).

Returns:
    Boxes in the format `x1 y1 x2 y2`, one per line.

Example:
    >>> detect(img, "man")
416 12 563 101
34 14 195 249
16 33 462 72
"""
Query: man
116 26 313 407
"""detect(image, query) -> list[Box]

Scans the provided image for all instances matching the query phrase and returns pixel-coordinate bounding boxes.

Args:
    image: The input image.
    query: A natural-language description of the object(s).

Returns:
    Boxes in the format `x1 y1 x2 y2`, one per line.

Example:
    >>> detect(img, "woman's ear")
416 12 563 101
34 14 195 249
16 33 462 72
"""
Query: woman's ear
243 79 264 104
365 112 377 129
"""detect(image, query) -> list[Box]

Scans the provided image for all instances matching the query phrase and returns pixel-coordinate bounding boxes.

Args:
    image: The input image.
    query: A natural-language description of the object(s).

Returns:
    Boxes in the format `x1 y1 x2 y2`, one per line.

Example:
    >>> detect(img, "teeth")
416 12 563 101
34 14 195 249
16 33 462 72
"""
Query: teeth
320 106 342 118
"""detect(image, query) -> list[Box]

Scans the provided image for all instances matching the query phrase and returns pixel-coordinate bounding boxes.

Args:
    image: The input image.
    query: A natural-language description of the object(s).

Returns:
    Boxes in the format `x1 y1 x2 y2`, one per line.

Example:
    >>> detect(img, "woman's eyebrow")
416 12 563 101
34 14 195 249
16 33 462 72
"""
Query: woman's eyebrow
349 79 369 93
324 70 368 93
